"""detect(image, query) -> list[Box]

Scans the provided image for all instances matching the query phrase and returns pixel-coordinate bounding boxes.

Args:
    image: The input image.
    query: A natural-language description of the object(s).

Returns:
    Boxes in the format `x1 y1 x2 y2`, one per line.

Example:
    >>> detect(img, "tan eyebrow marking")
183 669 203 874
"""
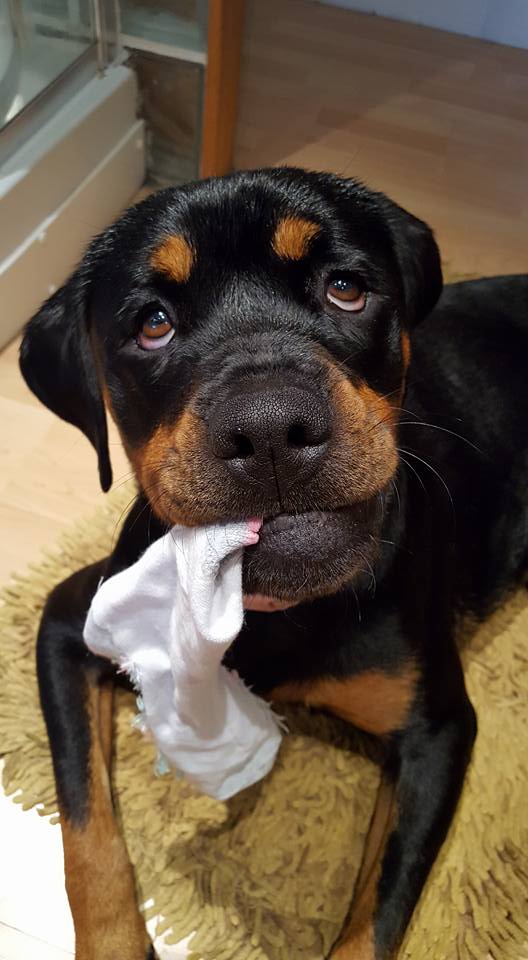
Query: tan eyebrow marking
272 216 321 261
150 234 195 283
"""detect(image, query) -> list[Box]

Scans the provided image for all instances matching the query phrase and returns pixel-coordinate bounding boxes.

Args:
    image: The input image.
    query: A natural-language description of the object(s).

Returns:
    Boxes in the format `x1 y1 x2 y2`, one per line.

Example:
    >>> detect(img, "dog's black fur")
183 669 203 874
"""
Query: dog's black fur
19 168 528 959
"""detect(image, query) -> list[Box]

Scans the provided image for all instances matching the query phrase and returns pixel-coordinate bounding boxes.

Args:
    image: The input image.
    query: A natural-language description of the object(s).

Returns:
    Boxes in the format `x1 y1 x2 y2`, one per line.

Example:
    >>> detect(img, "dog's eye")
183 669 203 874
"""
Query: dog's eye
137 307 174 350
326 278 366 312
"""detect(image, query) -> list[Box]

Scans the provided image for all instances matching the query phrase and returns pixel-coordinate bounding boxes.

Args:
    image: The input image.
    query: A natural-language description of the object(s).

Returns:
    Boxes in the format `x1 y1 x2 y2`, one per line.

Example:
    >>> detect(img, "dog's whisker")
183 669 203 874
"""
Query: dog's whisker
389 477 402 516
398 420 483 455
398 447 455 519
398 452 429 500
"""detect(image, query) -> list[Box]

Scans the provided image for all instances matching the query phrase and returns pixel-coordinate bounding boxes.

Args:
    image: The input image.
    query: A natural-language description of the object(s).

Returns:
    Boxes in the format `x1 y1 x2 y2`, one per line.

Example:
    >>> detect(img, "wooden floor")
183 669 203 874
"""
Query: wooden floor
236 0 528 278
0 3 527 956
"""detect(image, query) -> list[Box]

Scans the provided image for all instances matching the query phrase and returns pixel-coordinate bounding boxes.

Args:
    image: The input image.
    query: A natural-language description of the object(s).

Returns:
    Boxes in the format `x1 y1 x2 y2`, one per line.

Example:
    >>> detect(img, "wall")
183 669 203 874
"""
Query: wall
316 0 528 49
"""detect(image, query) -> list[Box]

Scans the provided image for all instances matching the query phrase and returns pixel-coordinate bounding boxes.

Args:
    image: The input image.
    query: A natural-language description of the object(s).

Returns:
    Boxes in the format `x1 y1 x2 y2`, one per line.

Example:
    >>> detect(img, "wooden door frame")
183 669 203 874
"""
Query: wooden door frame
200 0 246 178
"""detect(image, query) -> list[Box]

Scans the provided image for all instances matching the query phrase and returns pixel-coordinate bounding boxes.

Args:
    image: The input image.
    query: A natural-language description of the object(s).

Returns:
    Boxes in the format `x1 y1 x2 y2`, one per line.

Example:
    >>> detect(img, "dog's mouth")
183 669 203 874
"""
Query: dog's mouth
241 499 381 606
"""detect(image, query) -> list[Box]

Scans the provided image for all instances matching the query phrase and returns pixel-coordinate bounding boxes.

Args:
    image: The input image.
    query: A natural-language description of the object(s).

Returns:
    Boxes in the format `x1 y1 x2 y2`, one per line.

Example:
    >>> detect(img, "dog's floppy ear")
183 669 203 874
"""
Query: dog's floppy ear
383 199 443 325
19 274 112 492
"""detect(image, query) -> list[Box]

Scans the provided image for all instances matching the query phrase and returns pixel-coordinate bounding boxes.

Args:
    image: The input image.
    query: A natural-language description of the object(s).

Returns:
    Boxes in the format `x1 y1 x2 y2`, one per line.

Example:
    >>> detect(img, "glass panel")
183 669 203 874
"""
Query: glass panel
0 0 96 131
129 51 202 184
121 0 207 58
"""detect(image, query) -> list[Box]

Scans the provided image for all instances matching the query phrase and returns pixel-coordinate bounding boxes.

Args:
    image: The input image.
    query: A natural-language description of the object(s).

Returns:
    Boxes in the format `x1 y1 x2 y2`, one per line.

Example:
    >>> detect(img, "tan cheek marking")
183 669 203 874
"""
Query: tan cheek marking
356 382 397 433
272 216 320 260
326 367 399 500
328 362 397 437
150 234 195 283
128 421 172 493
127 408 212 526
270 665 418 736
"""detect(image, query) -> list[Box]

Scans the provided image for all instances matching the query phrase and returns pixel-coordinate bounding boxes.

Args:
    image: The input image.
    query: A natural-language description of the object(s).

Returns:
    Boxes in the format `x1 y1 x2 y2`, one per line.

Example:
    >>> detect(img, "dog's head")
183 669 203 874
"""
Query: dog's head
20 168 441 605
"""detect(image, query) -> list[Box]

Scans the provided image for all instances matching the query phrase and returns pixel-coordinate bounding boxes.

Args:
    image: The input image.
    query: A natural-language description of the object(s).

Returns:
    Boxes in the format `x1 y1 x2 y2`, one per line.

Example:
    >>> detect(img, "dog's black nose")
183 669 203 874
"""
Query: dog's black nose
209 383 331 493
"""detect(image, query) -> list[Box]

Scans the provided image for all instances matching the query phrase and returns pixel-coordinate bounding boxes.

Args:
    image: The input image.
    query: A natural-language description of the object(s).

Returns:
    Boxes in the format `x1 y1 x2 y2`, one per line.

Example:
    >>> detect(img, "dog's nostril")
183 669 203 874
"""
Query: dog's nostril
230 430 254 459
287 419 329 449
210 386 331 477
287 422 310 449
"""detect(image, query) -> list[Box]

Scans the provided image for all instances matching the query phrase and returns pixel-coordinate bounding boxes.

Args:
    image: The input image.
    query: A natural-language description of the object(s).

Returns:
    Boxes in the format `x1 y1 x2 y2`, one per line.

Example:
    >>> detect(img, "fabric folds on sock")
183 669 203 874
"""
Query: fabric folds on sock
83 521 283 800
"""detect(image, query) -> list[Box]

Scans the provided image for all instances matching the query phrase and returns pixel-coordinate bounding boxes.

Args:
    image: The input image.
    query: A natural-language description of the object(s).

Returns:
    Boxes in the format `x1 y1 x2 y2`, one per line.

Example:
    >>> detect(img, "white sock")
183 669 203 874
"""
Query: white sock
83 519 284 800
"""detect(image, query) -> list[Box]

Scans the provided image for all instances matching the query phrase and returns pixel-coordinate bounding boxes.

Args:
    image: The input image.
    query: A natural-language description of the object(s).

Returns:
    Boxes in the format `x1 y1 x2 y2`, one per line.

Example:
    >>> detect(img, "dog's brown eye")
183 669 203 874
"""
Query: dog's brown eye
326 278 366 312
137 308 174 351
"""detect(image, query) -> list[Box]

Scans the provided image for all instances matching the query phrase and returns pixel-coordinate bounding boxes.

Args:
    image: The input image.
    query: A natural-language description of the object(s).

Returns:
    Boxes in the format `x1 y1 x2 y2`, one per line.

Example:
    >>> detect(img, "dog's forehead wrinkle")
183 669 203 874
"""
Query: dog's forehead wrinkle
156 178 334 263
195 303 321 363
217 273 273 312
93 167 398 279
194 335 331 414
198 277 313 337
196 328 313 369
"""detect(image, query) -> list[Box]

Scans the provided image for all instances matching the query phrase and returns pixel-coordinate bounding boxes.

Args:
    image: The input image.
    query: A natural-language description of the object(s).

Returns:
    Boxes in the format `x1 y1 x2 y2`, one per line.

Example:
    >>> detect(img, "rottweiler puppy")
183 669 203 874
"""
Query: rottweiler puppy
19 167 528 960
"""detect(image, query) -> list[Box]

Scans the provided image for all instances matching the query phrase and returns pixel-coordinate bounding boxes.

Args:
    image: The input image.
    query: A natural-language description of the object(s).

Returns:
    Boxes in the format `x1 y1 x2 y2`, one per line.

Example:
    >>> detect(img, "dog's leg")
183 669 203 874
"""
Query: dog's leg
329 659 476 960
334 773 397 958
37 563 153 960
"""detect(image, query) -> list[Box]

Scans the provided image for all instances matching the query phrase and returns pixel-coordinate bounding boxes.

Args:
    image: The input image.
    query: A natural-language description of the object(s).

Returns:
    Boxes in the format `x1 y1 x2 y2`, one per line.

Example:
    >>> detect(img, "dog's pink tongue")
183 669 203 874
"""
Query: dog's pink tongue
243 517 263 546
243 518 297 611
247 517 263 534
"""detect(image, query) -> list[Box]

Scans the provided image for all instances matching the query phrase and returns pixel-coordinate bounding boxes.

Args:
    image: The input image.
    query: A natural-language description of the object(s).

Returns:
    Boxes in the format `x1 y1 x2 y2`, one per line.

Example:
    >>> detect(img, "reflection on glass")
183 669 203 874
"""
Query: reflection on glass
0 0 96 131
121 0 207 57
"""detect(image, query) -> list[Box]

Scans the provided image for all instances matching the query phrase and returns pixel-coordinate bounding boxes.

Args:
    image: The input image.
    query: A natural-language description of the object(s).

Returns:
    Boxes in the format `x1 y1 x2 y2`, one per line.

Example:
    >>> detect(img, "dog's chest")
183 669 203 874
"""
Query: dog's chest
224 603 418 737
269 666 418 736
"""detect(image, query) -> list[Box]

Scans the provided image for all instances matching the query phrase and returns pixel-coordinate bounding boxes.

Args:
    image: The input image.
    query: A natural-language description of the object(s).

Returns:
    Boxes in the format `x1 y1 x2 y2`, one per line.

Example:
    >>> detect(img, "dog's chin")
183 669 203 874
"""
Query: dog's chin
241 500 380 607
